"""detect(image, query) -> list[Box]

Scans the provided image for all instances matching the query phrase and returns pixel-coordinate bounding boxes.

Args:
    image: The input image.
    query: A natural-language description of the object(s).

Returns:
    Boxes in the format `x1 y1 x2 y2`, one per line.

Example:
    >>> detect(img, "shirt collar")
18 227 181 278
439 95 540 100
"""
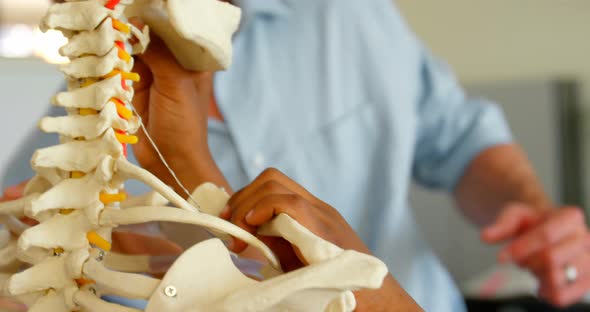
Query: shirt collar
233 0 290 18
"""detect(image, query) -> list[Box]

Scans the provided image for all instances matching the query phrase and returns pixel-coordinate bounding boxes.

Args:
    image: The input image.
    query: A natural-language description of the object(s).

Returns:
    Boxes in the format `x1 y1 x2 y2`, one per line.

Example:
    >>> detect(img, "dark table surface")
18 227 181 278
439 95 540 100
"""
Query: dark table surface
466 296 590 312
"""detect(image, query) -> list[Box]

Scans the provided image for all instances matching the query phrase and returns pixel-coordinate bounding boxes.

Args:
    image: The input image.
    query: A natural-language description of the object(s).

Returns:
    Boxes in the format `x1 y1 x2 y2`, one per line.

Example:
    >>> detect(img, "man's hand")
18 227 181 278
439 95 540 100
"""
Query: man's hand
454 144 590 306
223 168 422 311
222 168 370 271
482 204 590 307
111 231 182 277
129 19 229 192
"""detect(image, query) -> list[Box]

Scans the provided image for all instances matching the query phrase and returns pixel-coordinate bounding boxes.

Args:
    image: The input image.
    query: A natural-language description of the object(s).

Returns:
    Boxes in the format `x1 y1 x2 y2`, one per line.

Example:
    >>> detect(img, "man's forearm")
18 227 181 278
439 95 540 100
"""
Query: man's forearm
354 275 423 311
454 144 553 227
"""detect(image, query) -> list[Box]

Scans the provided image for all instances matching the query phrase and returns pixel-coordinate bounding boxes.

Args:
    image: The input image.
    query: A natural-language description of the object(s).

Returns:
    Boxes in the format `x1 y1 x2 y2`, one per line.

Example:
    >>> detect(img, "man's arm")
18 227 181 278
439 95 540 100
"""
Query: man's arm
129 20 231 195
409 43 590 307
223 168 423 311
454 143 552 226
455 144 590 307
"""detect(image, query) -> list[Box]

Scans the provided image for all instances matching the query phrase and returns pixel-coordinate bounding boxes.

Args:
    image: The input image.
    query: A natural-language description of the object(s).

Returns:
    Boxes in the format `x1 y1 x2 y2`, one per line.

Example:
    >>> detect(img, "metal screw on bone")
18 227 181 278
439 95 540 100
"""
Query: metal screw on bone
164 285 178 298
96 250 105 262
89 287 97 295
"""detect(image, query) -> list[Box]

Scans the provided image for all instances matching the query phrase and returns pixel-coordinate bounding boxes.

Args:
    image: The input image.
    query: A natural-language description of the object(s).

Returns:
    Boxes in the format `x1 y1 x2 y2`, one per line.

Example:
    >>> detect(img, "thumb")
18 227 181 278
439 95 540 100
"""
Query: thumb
481 203 543 244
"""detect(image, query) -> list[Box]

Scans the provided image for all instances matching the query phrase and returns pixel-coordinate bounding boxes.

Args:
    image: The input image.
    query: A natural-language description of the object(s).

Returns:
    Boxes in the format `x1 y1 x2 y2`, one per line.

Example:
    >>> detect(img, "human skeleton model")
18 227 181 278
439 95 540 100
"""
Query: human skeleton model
0 0 388 311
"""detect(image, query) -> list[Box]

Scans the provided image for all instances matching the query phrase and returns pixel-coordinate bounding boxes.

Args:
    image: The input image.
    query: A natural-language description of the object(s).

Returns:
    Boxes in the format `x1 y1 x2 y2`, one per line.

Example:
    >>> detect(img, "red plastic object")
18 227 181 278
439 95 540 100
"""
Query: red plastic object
115 41 125 50
121 78 129 91
105 0 121 10
112 98 128 120
115 129 129 158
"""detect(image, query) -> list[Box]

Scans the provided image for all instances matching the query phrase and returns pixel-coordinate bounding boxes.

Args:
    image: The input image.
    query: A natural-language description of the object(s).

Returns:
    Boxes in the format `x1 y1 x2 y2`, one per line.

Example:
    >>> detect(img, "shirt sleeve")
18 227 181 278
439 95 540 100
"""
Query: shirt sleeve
412 48 513 191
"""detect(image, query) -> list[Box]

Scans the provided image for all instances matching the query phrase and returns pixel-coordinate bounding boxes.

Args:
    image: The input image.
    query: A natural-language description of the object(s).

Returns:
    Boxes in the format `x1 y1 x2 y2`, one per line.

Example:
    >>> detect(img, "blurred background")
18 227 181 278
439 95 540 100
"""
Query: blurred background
0 0 589 311
397 1 590 310
400 2 590 254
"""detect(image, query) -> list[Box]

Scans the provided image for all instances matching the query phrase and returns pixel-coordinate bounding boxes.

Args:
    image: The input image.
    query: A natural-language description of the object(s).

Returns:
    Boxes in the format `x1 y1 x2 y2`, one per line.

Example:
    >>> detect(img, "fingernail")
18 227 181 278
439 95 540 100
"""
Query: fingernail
245 210 254 223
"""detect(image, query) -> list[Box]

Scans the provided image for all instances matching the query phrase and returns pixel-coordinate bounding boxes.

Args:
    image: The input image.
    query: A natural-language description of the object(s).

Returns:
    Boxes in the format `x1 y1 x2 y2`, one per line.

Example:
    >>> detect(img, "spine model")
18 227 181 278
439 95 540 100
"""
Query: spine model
3 0 150 310
0 1 390 311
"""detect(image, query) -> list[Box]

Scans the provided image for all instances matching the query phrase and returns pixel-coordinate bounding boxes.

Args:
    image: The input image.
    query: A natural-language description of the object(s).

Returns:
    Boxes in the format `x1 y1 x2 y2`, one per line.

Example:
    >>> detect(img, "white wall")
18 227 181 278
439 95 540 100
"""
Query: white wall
396 0 590 97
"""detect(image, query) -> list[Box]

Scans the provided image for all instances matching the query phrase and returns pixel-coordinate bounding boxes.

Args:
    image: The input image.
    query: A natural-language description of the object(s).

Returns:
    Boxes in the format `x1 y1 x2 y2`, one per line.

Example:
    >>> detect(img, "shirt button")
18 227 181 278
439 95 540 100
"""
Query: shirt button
252 152 265 170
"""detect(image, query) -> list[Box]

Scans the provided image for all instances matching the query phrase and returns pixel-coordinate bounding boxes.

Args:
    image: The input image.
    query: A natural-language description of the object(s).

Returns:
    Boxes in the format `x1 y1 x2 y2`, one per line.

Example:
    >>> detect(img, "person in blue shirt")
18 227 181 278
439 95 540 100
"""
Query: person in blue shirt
3 0 590 311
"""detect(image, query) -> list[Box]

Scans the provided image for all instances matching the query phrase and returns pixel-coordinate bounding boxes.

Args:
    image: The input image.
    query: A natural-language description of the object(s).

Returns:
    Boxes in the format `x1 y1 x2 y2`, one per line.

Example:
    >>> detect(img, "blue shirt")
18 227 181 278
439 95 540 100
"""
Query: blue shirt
3 0 512 311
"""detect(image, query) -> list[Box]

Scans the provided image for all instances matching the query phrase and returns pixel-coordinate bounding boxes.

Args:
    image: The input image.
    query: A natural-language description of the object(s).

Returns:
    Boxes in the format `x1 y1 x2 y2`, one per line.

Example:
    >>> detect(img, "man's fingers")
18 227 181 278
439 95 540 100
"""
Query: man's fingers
225 168 320 254
539 278 590 308
227 182 292 253
538 252 590 308
502 207 585 264
228 168 290 208
481 203 543 244
227 169 297 218
231 180 292 223
228 168 319 209
537 252 590 291
244 194 306 226
227 177 303 253
524 232 590 273
228 183 293 253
